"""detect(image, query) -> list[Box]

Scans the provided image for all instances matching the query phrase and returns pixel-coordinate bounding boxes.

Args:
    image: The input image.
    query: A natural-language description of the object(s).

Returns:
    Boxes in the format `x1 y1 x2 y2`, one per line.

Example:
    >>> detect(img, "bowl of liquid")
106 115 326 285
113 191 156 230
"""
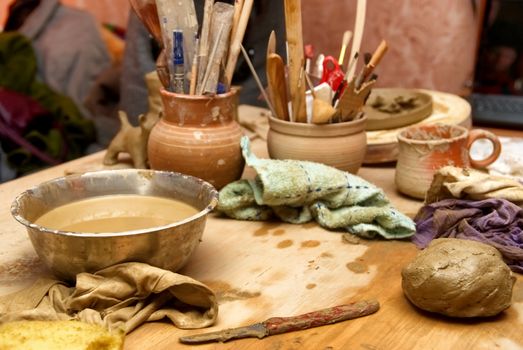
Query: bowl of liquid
11 169 218 281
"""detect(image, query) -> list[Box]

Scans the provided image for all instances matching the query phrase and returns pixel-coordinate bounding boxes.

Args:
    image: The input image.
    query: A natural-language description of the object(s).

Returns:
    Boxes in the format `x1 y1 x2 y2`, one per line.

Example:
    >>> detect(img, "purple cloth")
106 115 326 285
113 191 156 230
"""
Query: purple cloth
413 198 523 273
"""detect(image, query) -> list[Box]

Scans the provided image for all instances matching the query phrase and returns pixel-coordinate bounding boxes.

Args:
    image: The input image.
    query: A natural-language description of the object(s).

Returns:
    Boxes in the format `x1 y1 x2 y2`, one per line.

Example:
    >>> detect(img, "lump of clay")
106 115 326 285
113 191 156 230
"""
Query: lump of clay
402 238 516 317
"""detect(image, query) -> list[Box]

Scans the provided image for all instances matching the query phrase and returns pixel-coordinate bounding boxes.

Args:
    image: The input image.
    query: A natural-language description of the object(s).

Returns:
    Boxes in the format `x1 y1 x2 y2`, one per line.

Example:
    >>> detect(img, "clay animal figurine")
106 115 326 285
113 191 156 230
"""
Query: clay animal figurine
103 110 159 169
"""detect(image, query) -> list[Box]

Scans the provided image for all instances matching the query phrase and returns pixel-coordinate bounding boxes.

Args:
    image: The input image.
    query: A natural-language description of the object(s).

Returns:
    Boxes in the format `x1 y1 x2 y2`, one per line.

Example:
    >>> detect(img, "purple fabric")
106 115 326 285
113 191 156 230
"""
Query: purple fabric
413 198 523 273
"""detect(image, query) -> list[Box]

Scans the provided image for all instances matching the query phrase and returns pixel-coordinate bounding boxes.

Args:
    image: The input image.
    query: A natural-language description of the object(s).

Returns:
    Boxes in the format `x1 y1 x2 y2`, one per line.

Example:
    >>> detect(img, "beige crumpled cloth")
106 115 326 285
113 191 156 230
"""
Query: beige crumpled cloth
425 166 523 206
0 263 218 334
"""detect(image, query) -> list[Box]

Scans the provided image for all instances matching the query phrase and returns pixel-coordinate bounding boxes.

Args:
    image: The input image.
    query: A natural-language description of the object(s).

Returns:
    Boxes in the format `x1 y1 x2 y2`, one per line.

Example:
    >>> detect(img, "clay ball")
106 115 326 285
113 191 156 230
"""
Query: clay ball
402 238 515 317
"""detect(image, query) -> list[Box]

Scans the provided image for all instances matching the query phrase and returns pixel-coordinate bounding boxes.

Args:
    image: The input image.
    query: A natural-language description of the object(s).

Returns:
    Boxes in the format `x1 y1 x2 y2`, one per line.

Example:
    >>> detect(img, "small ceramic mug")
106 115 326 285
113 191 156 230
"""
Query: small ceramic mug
395 123 502 199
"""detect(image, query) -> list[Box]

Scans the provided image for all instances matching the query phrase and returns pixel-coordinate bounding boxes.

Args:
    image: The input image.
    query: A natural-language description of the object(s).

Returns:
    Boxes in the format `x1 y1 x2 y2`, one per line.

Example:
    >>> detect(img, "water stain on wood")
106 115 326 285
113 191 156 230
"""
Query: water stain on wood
301 240 320 248
272 229 286 236
346 261 369 274
306 283 317 290
201 280 261 303
277 240 293 249
254 222 282 236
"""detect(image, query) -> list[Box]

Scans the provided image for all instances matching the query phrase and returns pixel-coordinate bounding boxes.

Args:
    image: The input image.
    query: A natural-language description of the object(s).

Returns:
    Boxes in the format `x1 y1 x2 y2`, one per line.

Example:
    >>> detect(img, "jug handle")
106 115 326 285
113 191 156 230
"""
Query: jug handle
466 129 502 168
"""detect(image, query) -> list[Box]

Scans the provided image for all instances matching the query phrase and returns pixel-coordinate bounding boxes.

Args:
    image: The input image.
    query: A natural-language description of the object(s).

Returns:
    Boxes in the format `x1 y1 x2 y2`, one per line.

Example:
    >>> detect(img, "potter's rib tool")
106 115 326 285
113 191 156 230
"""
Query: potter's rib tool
179 301 380 344
224 0 254 86
241 44 278 119
284 0 307 123
338 30 353 66
346 0 367 82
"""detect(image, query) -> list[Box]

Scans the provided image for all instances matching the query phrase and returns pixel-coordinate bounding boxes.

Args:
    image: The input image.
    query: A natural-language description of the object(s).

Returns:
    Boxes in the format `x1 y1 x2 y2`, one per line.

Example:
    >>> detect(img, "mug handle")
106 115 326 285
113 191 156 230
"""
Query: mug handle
466 129 502 168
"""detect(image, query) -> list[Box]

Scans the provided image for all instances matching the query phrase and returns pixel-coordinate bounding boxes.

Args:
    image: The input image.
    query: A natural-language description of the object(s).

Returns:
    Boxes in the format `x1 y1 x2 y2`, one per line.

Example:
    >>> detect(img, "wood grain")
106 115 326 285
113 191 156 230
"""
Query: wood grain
0 108 521 350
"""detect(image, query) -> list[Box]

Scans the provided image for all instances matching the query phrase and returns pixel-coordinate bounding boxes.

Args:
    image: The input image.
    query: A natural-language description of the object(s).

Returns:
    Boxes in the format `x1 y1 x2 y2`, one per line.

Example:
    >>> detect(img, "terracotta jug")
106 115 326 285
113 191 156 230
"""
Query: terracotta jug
148 89 245 189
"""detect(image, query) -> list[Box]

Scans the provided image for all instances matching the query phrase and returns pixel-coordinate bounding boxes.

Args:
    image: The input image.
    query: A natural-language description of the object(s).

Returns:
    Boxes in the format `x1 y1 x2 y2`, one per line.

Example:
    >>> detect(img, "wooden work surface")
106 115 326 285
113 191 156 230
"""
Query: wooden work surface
0 124 522 350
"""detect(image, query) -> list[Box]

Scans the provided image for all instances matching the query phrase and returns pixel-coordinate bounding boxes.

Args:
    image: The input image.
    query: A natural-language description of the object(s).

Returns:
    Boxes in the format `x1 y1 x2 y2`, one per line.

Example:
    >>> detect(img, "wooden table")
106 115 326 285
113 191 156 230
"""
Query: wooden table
0 122 522 350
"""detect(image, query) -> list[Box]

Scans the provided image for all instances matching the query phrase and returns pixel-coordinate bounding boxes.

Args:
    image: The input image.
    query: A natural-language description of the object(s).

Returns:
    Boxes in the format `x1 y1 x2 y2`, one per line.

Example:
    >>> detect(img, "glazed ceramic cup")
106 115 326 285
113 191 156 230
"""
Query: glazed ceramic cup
395 123 502 199
148 88 245 190
267 115 368 174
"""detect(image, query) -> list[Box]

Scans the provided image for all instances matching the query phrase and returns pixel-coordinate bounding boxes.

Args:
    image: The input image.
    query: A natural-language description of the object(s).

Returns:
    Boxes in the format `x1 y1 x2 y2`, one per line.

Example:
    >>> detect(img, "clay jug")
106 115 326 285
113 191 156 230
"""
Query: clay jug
148 89 245 189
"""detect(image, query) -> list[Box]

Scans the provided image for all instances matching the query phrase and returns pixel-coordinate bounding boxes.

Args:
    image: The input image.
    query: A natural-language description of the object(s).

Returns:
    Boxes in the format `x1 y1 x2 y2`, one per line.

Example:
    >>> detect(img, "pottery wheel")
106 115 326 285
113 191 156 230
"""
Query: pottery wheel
364 88 433 131
364 89 471 164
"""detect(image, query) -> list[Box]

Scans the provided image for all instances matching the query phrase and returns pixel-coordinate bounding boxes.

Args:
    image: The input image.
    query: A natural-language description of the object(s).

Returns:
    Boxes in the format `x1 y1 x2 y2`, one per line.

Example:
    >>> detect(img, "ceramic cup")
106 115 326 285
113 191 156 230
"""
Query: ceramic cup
267 115 368 174
395 123 502 199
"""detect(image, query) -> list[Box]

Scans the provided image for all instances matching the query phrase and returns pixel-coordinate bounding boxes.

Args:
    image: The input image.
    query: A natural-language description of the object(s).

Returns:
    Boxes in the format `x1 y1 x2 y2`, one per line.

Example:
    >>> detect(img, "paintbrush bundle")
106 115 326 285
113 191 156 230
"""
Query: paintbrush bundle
132 0 254 96
256 0 389 125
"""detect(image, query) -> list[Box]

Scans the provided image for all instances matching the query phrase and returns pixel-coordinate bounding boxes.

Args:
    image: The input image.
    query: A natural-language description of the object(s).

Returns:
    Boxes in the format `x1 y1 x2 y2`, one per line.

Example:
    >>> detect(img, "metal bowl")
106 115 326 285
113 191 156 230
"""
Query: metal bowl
11 169 218 281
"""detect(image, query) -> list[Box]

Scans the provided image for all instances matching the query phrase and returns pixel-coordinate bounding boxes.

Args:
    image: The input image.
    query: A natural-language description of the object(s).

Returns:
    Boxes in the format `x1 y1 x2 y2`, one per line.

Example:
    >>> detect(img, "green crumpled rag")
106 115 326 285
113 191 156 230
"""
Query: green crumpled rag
218 137 416 239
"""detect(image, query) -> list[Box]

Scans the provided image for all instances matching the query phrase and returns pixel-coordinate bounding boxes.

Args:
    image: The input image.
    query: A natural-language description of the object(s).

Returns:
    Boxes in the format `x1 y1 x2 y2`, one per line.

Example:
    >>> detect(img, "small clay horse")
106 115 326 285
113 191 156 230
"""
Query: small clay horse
103 110 159 169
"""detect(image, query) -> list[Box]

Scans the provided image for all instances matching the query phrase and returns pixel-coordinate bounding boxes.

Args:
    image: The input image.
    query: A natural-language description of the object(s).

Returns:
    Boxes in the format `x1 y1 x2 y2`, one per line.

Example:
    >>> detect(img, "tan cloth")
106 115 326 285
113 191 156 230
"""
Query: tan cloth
0 263 218 334
425 166 523 206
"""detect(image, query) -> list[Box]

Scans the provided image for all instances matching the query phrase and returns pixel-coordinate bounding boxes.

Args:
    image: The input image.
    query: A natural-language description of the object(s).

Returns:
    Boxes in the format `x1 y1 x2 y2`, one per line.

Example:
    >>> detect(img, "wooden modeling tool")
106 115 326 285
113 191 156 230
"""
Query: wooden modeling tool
355 40 388 88
196 0 214 93
224 0 254 86
284 0 307 123
305 72 336 124
231 0 245 43
346 0 367 82
338 30 353 66
267 53 290 120
267 30 276 57
240 44 278 118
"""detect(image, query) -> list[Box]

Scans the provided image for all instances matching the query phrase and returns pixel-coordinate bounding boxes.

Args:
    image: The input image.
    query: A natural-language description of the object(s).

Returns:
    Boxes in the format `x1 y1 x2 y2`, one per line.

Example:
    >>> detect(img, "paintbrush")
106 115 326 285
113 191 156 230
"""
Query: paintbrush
338 30 353 66
355 39 388 88
225 0 254 86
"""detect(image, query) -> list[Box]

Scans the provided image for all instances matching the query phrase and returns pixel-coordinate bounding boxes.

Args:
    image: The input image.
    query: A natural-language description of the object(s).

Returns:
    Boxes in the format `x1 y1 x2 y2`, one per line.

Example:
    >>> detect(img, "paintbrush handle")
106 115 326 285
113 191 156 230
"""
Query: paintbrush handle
225 0 254 86
263 300 380 336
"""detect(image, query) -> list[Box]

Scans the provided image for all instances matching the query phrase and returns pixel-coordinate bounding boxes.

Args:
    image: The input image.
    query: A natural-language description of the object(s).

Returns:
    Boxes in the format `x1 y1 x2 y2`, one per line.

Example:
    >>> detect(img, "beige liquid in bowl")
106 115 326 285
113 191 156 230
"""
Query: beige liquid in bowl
34 194 199 233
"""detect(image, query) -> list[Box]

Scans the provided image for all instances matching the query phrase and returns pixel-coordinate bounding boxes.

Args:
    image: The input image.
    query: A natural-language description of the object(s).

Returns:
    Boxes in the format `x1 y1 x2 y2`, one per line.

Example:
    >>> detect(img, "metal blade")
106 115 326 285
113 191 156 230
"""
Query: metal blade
179 323 267 344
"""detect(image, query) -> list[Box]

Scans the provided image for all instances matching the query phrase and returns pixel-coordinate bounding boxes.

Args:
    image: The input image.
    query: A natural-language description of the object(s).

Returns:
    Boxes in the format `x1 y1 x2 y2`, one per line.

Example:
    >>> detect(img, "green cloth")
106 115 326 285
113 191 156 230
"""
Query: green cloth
0 32 96 175
218 137 416 239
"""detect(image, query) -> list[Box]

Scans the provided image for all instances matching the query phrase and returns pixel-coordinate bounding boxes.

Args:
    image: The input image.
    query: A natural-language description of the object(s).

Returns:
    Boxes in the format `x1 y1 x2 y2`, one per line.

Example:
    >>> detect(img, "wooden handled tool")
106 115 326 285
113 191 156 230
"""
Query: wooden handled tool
267 53 290 121
195 0 214 93
224 0 254 86
355 39 388 88
284 0 307 123
346 0 367 82
180 300 379 344
338 30 353 66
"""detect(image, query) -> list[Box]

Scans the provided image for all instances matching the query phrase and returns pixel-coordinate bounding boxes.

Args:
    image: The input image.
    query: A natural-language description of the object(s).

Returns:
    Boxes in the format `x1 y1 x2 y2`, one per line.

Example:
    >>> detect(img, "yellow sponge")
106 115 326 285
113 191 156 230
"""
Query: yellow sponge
0 320 124 350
